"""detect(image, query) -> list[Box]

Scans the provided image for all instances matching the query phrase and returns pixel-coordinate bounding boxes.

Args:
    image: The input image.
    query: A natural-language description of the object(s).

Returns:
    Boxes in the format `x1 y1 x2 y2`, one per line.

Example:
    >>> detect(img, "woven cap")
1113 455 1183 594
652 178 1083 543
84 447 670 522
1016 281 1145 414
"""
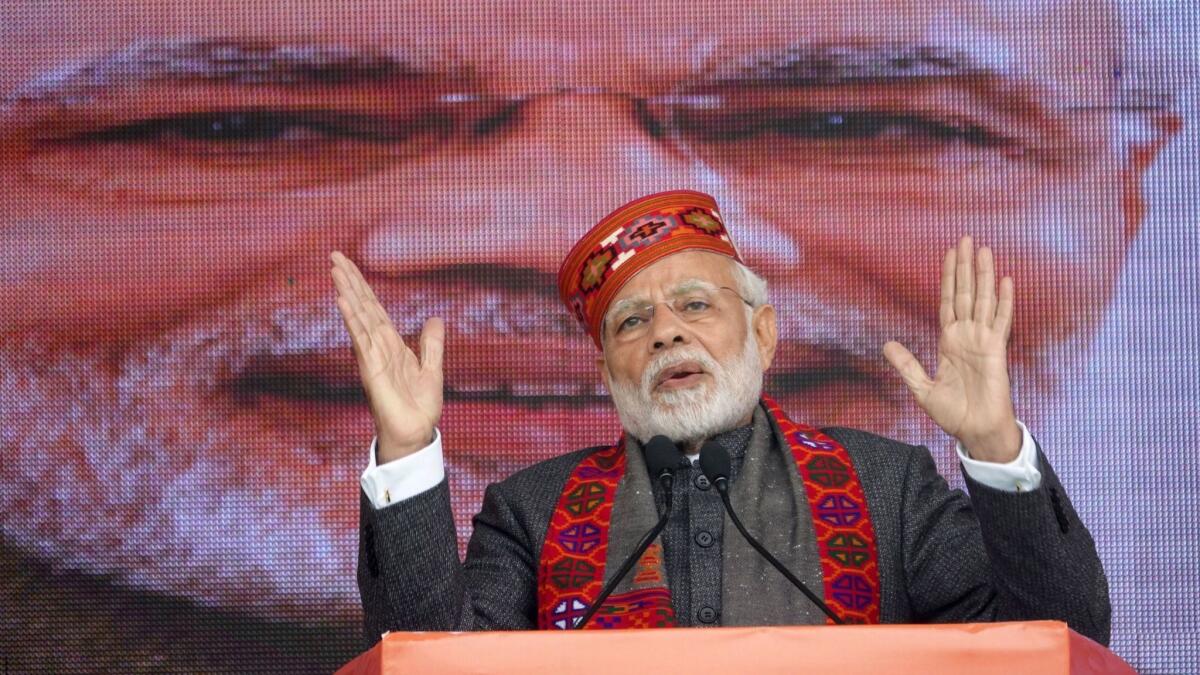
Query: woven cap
557 190 742 348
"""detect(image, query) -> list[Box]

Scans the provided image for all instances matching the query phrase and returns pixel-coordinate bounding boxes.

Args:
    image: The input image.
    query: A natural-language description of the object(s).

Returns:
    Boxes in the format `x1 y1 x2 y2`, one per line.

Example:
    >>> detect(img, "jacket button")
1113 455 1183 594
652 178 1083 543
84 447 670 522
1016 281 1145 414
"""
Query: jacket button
695 473 711 490
694 530 715 547
697 606 718 623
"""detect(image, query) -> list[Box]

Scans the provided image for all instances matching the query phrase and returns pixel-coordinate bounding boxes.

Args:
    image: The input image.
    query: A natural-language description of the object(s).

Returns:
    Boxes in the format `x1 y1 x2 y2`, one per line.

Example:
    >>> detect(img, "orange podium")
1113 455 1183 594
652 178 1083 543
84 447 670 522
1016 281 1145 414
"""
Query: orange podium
337 621 1134 675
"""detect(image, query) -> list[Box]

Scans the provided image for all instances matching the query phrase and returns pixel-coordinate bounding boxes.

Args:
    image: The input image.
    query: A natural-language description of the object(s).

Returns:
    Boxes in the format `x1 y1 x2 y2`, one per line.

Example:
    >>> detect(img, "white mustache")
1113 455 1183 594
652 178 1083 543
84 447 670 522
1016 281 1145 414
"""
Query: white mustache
639 346 721 394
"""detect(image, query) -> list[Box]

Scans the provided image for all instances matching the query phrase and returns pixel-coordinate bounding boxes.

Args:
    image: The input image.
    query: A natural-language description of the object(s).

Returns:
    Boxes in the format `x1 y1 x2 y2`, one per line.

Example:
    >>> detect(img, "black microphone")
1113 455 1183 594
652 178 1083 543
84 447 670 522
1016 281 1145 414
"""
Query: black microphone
698 440 845 625
574 435 679 629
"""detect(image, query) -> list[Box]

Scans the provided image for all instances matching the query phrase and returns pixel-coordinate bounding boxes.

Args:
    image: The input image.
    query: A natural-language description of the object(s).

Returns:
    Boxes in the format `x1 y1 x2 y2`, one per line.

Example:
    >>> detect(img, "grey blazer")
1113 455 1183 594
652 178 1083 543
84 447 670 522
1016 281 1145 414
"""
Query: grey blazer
357 427 1110 647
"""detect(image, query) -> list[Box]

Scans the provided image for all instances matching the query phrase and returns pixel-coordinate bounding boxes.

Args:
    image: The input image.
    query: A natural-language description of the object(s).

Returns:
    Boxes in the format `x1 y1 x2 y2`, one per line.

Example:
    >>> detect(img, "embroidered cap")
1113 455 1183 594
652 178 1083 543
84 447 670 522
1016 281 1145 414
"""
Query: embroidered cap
557 190 743 348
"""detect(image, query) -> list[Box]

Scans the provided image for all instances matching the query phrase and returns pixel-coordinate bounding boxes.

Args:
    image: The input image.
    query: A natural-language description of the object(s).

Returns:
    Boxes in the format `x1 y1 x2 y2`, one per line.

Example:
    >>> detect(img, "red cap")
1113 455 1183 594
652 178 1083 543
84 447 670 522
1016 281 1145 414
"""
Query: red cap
557 190 742 348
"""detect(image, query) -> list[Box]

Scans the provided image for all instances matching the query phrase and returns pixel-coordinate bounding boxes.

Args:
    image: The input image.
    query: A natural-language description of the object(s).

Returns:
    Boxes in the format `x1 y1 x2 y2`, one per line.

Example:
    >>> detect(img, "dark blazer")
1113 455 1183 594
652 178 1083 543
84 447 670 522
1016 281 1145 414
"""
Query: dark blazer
358 427 1110 646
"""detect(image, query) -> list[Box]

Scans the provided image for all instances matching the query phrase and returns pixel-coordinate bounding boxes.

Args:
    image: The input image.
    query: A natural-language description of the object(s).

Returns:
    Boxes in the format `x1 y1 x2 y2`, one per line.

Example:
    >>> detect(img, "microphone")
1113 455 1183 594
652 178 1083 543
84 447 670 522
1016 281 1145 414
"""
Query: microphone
574 435 679 629
698 440 845 625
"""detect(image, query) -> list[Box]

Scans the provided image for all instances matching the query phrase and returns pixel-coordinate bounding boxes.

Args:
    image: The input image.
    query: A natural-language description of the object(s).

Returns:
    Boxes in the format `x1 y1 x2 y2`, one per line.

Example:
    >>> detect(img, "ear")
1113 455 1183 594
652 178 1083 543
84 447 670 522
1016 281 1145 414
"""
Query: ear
1121 112 1181 241
596 353 612 392
751 304 778 371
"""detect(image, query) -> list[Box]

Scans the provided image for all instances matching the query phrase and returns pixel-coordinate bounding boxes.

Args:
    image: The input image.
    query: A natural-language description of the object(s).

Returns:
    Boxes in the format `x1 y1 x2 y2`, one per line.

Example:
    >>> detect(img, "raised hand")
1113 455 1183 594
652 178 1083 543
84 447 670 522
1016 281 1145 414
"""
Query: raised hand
883 236 1022 463
330 251 444 464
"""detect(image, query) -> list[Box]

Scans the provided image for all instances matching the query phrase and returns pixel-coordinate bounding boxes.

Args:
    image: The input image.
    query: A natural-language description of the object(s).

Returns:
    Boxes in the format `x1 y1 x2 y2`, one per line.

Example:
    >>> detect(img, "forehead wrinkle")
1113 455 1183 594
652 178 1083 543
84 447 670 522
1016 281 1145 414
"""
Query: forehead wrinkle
3 37 456 108
609 277 720 315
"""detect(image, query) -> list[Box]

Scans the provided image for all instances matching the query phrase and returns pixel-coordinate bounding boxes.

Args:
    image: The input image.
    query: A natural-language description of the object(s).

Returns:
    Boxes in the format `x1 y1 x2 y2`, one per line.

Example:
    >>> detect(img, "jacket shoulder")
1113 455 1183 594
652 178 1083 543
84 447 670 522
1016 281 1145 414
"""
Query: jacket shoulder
494 444 613 495
817 426 928 486
474 444 616 561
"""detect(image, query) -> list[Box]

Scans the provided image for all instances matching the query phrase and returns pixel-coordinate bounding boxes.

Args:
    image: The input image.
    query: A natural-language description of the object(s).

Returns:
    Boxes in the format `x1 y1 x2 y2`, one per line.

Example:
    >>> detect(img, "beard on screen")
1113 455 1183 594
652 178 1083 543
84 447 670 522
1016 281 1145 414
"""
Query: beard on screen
0 286 1076 620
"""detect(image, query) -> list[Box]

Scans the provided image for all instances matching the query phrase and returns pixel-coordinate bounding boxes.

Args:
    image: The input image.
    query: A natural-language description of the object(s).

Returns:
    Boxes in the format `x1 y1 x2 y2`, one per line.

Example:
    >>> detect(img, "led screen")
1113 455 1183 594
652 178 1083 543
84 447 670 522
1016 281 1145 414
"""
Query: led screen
0 1 1196 672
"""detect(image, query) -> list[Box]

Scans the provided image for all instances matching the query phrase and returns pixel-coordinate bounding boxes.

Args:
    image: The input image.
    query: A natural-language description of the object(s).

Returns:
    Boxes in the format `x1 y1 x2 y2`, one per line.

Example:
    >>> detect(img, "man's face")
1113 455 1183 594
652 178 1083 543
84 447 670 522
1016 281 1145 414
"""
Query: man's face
598 251 776 444
0 0 1166 619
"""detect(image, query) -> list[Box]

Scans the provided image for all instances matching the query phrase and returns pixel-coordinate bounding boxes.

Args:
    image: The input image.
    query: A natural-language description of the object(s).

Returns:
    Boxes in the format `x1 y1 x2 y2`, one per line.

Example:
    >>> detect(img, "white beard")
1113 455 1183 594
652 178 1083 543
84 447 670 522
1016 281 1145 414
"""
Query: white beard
607 333 764 446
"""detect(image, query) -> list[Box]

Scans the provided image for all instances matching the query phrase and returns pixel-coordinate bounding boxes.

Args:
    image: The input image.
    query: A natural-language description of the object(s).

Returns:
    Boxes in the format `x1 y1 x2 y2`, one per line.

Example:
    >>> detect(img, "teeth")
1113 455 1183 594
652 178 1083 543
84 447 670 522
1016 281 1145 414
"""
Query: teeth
240 289 584 368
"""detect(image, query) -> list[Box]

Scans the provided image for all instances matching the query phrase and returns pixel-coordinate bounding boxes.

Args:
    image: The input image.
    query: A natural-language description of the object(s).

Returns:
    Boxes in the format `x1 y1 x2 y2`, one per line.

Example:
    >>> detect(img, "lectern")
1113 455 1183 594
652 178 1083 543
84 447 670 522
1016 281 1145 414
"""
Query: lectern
337 621 1134 674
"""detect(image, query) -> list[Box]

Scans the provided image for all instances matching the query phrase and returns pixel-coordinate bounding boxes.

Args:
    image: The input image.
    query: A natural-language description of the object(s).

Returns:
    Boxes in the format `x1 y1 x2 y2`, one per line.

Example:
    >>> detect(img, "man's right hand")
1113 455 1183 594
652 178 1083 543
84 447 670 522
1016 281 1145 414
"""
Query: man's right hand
330 251 444 464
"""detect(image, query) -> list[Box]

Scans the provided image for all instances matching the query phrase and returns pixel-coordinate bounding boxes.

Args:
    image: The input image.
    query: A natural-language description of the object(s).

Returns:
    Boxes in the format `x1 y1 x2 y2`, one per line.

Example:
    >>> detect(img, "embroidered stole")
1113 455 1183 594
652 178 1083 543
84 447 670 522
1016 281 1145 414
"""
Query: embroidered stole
536 395 881 629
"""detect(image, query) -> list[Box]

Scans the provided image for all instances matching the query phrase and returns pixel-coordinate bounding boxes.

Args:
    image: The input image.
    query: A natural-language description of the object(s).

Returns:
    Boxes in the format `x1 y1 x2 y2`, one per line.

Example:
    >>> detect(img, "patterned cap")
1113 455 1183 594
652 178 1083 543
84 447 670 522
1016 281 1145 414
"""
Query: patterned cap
557 190 743 348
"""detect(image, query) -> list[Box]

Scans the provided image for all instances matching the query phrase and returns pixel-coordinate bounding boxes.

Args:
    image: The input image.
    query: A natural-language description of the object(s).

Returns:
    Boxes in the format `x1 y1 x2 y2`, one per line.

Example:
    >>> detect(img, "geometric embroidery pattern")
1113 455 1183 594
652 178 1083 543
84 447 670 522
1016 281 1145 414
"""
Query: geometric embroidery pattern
557 190 742 348
763 394 882 624
564 482 607 516
538 396 881 628
568 204 735 333
558 523 602 554
537 442 676 629
591 587 675 629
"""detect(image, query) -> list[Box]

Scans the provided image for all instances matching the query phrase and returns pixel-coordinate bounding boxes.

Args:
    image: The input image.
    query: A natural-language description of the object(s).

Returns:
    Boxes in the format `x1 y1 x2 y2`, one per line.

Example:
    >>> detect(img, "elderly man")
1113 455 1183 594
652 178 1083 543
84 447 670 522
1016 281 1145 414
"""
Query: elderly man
335 190 1108 643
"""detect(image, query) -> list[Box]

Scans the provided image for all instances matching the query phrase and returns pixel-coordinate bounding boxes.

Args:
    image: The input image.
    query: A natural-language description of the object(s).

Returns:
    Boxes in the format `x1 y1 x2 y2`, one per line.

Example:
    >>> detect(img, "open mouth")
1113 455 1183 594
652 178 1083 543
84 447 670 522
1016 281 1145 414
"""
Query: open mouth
0 280 918 623
223 334 611 407
652 360 710 391
216 278 902 416
211 272 917 457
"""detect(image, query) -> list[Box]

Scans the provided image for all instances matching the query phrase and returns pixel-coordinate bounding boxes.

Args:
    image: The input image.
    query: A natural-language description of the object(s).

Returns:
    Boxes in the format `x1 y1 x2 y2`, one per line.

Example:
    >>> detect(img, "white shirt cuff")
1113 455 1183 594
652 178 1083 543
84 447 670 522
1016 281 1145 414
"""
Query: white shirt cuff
956 420 1043 493
360 429 445 509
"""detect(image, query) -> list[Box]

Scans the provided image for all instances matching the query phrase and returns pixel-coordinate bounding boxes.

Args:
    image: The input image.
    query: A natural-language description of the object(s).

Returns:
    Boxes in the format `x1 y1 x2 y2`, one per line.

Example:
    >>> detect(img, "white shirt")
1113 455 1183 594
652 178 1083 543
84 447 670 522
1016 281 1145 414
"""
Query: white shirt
360 422 1043 509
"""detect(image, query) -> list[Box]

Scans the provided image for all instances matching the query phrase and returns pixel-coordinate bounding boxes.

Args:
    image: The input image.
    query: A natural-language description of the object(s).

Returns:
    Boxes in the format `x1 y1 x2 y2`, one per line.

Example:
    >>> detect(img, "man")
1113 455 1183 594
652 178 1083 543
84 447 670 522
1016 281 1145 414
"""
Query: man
338 190 1109 641
0 0 1185 671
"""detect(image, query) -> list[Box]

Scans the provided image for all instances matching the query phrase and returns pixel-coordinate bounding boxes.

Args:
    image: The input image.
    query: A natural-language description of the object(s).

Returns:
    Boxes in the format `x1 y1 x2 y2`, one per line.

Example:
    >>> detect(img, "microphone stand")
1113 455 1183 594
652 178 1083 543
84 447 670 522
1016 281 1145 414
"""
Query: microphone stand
700 441 845 625
573 471 675 629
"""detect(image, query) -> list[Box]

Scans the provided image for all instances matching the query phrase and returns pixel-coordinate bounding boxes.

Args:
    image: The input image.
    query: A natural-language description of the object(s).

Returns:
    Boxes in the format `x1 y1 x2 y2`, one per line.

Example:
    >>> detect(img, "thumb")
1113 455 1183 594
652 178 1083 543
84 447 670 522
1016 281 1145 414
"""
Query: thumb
883 341 933 401
419 317 446 375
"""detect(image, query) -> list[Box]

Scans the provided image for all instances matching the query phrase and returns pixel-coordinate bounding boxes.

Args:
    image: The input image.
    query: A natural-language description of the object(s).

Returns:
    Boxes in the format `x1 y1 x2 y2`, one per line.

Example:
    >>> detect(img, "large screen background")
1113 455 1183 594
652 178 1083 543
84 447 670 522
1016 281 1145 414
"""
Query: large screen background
1 1 1197 672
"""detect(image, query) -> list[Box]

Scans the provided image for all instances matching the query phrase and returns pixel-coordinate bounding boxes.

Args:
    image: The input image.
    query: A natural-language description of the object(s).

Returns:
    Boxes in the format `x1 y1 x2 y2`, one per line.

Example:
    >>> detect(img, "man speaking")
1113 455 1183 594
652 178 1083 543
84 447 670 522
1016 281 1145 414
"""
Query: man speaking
332 190 1108 642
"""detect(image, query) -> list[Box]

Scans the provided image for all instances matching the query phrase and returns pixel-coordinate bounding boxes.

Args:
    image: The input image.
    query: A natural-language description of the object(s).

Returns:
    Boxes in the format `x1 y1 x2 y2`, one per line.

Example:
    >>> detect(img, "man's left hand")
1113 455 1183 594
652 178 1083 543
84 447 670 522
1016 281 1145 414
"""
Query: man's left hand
883 236 1022 463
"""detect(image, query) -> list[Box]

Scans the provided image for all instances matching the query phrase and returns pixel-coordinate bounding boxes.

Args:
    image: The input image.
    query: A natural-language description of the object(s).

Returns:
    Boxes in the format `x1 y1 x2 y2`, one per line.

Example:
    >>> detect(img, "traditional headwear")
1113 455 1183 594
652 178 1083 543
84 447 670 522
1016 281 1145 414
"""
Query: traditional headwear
557 190 743 348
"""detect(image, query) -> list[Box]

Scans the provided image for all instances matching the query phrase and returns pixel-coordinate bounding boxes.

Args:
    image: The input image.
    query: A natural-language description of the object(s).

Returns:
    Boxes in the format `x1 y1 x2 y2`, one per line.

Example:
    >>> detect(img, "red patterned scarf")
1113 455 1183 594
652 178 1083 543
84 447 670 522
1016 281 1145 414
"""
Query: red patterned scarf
536 395 880 628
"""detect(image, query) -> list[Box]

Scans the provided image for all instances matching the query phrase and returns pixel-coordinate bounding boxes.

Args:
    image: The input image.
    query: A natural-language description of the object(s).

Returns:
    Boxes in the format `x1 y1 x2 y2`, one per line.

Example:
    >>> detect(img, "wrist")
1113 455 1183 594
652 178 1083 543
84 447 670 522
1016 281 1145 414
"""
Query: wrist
959 421 1022 464
377 431 435 464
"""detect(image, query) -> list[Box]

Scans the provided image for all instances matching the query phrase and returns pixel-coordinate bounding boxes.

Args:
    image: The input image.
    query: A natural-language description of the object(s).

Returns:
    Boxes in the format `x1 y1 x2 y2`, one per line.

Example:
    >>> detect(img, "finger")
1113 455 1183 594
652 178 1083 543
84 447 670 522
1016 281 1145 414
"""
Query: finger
332 266 371 324
336 295 374 358
331 251 375 311
332 253 396 336
974 246 996 325
954 235 974 321
883 341 933 401
330 263 358 301
344 260 398 337
419 317 446 375
335 266 408 364
338 252 382 308
331 251 365 300
939 247 956 328
995 276 1015 339
332 262 382 334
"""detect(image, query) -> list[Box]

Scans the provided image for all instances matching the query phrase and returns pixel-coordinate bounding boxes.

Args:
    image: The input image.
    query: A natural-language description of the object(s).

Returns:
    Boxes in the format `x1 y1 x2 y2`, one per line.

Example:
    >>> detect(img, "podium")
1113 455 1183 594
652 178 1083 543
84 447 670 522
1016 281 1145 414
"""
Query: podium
337 621 1134 674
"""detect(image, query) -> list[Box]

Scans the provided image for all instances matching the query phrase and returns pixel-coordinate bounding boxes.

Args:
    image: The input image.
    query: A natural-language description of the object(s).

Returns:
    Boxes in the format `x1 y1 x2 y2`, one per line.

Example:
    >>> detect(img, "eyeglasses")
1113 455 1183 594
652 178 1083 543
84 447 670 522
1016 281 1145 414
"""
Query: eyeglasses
604 286 753 344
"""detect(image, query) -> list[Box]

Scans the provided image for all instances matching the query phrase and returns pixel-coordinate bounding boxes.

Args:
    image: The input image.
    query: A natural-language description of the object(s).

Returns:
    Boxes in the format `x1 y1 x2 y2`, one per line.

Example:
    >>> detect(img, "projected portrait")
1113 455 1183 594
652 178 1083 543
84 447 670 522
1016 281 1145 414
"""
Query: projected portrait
0 0 1192 672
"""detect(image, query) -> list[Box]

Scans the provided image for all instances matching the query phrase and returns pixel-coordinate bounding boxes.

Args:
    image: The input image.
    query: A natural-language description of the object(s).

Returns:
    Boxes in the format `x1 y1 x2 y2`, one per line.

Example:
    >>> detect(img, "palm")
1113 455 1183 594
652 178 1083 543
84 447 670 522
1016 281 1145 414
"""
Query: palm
330 251 444 462
884 237 1020 462
921 320 1012 441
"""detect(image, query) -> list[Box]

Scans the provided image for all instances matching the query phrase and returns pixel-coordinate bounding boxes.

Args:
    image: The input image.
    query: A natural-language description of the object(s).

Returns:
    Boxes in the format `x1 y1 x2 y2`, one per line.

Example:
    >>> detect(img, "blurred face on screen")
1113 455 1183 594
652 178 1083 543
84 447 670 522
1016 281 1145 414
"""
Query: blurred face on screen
0 0 1172 618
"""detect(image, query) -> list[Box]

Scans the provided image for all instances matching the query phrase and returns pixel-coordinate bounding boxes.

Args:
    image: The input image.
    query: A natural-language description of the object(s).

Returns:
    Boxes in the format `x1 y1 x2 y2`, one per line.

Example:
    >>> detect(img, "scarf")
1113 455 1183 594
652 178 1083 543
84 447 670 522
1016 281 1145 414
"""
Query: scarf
537 395 880 629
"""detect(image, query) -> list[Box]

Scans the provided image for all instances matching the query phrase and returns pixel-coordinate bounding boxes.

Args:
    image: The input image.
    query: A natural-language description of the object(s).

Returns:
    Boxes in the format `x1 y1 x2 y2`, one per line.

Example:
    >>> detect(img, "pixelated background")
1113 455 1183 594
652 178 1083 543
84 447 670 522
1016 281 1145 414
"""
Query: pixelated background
0 1 1196 672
